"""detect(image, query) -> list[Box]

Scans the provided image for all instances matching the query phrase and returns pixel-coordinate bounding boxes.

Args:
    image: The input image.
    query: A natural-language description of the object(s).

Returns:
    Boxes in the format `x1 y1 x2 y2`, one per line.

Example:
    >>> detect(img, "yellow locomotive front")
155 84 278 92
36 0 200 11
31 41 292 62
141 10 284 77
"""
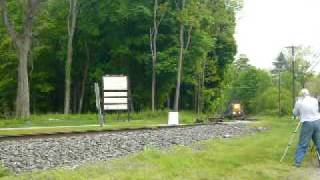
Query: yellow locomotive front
232 103 242 116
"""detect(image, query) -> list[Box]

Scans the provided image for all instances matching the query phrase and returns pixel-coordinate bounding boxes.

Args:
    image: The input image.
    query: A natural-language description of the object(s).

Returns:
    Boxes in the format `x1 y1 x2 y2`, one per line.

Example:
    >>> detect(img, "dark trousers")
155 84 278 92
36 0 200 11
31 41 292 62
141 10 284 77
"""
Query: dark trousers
295 120 320 165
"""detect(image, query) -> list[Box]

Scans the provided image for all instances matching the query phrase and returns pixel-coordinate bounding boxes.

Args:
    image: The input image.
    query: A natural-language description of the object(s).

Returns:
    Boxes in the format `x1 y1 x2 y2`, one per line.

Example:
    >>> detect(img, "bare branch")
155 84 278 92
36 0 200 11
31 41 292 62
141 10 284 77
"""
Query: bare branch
175 0 179 10
68 0 72 36
153 0 158 29
149 27 154 57
156 11 166 30
68 0 78 37
23 0 41 39
0 0 19 46
185 26 193 50
71 0 78 34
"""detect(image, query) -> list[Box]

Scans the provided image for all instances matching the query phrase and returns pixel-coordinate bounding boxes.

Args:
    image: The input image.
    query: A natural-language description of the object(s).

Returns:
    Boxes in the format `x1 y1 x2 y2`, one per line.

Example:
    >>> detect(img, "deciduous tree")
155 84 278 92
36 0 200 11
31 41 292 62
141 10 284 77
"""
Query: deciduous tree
64 0 78 114
0 0 40 118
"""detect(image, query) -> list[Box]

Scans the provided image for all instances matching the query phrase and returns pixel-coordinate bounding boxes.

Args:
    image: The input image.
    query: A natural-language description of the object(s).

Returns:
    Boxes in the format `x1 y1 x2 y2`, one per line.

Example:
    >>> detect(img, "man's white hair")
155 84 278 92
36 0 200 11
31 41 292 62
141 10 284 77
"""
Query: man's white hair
300 88 310 97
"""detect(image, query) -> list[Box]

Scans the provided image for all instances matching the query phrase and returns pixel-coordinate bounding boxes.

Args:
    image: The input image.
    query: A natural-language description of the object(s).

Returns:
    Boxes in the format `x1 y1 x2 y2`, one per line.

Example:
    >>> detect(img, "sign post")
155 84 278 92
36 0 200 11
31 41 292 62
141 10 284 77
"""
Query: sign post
94 82 104 127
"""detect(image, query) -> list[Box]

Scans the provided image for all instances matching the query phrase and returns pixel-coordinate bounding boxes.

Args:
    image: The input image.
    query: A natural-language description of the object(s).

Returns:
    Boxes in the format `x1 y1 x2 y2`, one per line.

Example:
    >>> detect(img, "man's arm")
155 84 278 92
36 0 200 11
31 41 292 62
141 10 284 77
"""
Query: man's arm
293 101 300 118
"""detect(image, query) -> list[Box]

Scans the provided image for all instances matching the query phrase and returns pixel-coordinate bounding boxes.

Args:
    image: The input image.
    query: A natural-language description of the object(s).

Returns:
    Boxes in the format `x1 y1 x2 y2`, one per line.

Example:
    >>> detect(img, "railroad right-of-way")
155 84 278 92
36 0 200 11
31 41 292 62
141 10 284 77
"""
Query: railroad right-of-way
0 122 262 173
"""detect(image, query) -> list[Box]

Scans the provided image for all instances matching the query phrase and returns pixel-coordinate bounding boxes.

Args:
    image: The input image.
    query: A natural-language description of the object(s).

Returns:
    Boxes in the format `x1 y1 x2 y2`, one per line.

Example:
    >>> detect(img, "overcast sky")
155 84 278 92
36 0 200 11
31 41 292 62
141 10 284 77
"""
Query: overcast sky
235 0 320 71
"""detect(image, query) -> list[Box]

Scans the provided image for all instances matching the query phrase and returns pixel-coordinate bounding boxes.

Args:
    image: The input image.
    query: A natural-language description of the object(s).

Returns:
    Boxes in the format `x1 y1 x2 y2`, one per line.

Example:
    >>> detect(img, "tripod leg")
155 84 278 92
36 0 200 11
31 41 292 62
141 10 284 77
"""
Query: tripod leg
311 132 320 167
316 151 320 167
280 122 301 163
312 143 320 167
308 144 319 167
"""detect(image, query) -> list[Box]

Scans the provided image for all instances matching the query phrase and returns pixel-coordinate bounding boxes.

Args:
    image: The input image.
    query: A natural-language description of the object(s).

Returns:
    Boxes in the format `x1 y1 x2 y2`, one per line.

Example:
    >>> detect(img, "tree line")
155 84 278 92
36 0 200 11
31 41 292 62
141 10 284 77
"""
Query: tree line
0 0 241 118
222 48 319 116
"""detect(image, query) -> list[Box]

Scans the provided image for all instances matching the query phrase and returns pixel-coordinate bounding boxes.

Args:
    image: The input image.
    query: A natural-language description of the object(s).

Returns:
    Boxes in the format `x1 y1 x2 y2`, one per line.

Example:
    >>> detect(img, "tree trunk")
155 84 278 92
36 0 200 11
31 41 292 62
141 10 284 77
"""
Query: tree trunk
16 44 31 118
194 84 198 113
200 62 205 114
64 0 78 114
151 41 157 112
151 0 159 112
127 76 134 112
167 94 170 109
78 43 90 113
72 81 78 113
0 0 40 118
173 0 192 112
174 22 185 111
64 39 73 114
197 73 201 115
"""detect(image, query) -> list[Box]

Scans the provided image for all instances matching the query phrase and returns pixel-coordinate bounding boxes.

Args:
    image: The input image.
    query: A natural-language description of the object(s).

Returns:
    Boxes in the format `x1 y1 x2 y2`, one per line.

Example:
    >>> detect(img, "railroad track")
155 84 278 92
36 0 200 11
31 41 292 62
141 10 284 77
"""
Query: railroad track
0 116 258 141
0 122 228 141
207 116 258 123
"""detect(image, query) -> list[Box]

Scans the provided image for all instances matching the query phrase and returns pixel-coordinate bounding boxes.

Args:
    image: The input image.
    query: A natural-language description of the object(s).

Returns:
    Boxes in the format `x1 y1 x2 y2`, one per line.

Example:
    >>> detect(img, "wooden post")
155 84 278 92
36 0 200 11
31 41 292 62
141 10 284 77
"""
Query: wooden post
94 82 104 127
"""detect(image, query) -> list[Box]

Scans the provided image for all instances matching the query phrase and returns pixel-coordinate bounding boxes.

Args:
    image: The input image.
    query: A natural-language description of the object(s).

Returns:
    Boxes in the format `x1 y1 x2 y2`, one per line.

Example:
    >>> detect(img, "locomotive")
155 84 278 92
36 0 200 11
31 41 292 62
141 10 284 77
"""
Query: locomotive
224 101 245 119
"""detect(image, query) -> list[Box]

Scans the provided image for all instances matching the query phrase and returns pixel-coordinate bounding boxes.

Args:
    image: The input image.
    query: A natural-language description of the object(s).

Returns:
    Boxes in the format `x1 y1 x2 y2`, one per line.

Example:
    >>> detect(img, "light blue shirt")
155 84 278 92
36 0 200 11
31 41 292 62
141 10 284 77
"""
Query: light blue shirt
293 96 320 122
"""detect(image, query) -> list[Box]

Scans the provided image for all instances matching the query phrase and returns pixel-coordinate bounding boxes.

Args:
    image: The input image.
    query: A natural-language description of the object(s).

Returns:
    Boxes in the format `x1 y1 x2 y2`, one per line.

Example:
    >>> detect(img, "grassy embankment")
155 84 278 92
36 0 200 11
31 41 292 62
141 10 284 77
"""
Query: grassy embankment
0 111 198 136
1 116 318 179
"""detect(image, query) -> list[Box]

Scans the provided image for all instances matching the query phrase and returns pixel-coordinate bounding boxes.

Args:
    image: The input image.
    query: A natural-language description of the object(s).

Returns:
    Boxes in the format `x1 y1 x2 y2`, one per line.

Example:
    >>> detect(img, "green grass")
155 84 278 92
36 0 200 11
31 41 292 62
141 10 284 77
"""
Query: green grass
1 116 317 179
0 111 198 136
0 166 9 178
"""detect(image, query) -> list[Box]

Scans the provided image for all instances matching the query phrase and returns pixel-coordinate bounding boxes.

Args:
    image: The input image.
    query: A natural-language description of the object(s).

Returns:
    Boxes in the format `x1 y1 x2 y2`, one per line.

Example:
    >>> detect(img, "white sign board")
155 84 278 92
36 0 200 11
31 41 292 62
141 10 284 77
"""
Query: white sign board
104 98 127 104
103 76 128 90
104 92 127 97
102 75 128 111
104 104 128 110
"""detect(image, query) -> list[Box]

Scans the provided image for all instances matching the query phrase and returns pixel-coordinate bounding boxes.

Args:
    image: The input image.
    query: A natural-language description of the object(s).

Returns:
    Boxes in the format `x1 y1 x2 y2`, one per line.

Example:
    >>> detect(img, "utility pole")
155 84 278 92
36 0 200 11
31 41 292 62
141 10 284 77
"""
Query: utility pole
286 46 297 108
274 52 285 117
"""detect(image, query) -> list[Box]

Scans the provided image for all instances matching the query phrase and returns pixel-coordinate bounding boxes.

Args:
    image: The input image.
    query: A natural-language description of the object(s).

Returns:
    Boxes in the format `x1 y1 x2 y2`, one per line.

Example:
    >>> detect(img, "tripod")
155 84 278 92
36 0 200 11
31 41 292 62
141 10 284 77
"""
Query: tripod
280 120 320 166
280 121 301 163
310 144 320 167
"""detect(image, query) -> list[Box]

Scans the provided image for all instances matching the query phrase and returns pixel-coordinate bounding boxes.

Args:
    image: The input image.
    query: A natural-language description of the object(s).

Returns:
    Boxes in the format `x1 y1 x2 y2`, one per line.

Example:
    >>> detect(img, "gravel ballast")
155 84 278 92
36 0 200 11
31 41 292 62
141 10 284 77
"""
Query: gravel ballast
0 123 257 172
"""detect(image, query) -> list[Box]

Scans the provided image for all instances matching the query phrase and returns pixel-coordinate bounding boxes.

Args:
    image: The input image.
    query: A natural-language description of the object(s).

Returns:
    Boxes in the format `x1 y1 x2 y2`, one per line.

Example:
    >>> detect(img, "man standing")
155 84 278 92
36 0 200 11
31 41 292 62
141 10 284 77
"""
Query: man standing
293 88 320 167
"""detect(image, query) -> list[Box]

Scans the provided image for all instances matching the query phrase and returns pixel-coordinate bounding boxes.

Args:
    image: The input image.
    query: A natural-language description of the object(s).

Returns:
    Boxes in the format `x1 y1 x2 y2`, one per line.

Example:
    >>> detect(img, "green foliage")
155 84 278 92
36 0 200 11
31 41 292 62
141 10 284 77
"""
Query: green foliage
0 0 238 115
214 47 318 116
256 87 292 115
221 59 273 114
305 74 320 96
0 33 17 116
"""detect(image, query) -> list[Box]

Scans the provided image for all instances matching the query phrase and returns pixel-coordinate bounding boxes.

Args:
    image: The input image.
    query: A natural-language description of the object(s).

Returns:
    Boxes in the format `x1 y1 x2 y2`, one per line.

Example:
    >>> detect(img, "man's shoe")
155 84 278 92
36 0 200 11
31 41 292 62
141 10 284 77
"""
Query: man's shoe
294 163 301 168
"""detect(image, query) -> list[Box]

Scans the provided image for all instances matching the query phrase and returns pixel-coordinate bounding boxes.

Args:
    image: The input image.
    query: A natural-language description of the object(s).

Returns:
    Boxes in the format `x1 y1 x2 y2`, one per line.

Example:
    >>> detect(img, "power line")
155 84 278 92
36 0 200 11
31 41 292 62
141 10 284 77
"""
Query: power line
307 52 320 73
307 49 320 71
